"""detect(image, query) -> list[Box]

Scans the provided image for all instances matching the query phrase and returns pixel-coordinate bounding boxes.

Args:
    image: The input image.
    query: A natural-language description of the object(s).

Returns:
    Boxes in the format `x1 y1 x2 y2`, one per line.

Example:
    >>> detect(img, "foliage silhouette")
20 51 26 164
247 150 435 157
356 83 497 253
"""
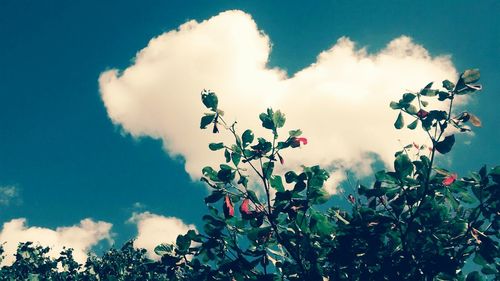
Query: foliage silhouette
0 69 498 280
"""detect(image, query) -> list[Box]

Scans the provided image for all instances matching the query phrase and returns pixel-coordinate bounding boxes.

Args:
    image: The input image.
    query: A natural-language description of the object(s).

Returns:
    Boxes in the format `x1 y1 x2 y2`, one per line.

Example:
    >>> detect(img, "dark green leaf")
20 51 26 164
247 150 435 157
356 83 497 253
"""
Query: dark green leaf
205 190 224 204
272 110 286 129
220 164 232 170
473 253 487 266
238 175 248 187
435 135 455 154
309 187 330 204
407 119 418 130
402 93 416 103
209 142 224 151
200 114 215 129
231 152 241 166
285 171 298 183
201 91 218 110
262 162 274 179
247 190 260 204
270 175 285 192
217 169 234 182
438 91 450 101
394 112 404 129
242 129 254 147
154 244 173 256
423 82 433 89
202 166 219 181
466 271 484 281
394 154 413 178
259 111 274 130
442 79 455 91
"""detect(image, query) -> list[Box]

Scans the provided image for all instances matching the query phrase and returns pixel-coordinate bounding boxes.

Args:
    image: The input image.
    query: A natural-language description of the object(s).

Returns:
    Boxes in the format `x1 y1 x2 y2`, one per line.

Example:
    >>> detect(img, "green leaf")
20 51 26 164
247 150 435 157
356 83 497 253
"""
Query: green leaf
473 253 488 266
176 234 191 253
394 112 404 129
390 101 402 109
220 164 232 170
242 130 254 147
202 166 219 181
394 154 413 178
217 168 234 182
231 152 241 166
406 104 418 114
310 211 334 235
402 93 416 103
224 149 231 163
262 162 274 179
154 244 173 256
247 190 260 204
200 114 215 129
480 265 497 275
407 119 418 130
201 91 218 110
309 187 330 204
421 89 437 96
420 82 437 96
438 91 449 101
270 175 285 192
209 142 224 151
421 100 429 107
466 271 484 281
435 135 455 154
490 166 500 183
442 79 455 91
238 175 248 187
205 190 224 204
289 129 302 137
461 69 480 84
285 171 298 183
272 110 286 129
259 111 274 130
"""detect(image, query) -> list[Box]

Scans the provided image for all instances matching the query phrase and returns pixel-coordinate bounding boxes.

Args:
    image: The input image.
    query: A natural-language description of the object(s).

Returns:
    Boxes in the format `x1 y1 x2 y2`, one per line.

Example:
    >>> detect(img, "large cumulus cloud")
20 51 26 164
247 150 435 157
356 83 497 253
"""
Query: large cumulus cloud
99 10 458 193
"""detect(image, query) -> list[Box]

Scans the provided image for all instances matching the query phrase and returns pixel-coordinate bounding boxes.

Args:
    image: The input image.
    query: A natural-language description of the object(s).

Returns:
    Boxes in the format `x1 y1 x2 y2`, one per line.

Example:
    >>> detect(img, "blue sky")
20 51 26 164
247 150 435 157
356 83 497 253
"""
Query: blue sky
0 0 498 261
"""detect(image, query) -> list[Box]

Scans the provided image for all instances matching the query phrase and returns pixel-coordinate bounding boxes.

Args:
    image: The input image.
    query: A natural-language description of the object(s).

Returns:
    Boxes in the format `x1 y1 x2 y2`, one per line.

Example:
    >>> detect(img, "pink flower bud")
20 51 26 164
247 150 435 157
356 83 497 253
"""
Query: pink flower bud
442 173 457 186
223 195 234 218
417 109 429 119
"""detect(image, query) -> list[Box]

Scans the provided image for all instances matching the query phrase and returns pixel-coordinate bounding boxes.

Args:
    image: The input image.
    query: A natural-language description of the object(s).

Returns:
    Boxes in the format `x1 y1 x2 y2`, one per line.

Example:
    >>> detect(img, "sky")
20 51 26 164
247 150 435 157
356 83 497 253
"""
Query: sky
0 0 499 263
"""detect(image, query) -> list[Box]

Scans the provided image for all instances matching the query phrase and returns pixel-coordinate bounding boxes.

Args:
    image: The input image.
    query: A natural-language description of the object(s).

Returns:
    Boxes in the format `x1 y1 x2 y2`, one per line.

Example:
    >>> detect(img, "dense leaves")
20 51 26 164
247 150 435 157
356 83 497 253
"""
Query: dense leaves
0 70 498 280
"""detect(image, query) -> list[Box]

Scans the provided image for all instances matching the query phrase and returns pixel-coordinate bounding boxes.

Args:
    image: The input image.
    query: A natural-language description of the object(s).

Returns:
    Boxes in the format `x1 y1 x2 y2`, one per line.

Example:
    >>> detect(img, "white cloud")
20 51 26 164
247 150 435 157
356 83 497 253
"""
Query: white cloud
99 10 460 193
0 218 113 266
0 186 19 206
128 212 195 259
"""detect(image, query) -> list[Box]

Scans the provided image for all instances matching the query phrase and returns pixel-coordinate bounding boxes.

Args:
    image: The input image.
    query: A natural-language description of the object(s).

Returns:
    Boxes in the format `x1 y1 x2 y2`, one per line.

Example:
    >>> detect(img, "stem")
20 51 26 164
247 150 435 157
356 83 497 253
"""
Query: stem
217 113 309 278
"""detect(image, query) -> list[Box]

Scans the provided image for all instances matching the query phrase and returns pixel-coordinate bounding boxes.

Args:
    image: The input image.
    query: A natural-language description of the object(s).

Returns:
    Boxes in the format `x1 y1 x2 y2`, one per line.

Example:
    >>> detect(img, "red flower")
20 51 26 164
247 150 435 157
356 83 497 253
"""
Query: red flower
297 137 308 145
417 109 429 119
442 173 457 186
240 198 252 218
348 194 356 204
291 137 308 148
223 195 234 218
